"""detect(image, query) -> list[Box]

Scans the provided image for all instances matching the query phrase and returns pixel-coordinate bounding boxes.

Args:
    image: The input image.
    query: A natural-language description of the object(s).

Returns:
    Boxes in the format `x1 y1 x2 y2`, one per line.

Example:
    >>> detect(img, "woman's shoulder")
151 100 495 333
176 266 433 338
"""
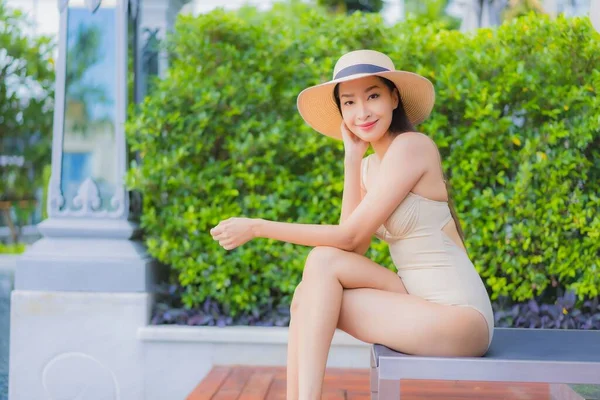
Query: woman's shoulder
390 131 438 154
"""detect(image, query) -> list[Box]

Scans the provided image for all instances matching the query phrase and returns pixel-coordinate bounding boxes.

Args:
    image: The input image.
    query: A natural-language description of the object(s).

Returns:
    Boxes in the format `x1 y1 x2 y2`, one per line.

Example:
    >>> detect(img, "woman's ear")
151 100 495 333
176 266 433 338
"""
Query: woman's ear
392 88 400 110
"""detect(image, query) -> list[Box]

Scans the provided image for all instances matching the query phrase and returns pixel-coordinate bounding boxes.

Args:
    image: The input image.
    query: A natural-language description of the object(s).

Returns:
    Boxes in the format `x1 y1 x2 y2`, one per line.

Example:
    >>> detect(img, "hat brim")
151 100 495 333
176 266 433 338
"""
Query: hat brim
296 70 435 140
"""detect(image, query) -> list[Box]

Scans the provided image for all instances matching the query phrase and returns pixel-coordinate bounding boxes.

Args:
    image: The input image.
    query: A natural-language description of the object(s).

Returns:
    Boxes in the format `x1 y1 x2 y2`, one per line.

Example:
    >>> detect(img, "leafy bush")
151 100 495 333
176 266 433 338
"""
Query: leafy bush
404 0 461 29
127 4 600 317
317 0 384 13
150 282 291 327
0 3 55 238
494 292 600 330
150 284 600 330
0 243 26 254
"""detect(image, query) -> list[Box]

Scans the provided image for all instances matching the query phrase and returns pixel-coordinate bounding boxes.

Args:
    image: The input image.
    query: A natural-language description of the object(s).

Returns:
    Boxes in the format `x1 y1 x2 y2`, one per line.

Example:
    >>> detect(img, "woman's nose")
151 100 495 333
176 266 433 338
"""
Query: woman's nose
357 104 371 120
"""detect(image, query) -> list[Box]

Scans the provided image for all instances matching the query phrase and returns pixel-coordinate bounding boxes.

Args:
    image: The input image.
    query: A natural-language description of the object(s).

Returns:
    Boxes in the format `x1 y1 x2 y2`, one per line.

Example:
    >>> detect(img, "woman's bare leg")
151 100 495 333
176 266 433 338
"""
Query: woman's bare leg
296 246 408 400
286 282 303 400
294 246 489 399
336 288 489 357
297 260 342 399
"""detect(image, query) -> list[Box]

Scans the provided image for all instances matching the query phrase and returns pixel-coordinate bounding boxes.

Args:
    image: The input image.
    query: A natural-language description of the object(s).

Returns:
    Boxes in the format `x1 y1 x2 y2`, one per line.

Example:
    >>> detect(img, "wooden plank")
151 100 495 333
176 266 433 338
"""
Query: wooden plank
194 366 554 400
238 372 275 400
186 366 231 400
212 366 254 400
347 392 371 400
321 389 346 400
264 382 286 400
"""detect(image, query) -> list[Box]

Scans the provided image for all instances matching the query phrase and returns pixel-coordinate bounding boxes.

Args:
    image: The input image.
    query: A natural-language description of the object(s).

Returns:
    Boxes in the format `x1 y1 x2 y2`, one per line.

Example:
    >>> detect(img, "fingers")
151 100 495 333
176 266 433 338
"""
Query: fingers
212 231 234 249
210 218 230 235
341 122 359 141
340 121 350 135
212 231 228 241
220 242 236 250
216 235 236 250
210 218 242 250
210 224 233 250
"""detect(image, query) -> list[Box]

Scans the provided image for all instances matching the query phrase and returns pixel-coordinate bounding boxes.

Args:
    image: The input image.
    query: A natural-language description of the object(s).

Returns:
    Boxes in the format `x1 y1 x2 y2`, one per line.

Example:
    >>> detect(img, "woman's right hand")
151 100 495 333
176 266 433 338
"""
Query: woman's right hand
341 121 369 161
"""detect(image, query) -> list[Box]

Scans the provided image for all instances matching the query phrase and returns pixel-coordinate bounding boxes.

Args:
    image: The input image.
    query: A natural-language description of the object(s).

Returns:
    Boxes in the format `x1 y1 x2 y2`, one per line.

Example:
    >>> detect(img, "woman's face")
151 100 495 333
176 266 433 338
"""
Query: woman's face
338 76 399 142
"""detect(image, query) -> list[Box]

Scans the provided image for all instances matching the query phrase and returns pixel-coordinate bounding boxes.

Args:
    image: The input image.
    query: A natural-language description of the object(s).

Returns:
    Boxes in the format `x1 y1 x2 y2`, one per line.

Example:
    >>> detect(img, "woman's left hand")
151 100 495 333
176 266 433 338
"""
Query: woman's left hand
210 217 257 250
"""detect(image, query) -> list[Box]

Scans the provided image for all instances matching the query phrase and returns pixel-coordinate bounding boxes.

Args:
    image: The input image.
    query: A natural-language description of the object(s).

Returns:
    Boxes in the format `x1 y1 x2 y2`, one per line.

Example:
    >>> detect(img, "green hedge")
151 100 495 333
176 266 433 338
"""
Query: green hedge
0 3 55 233
126 4 600 316
0 243 26 254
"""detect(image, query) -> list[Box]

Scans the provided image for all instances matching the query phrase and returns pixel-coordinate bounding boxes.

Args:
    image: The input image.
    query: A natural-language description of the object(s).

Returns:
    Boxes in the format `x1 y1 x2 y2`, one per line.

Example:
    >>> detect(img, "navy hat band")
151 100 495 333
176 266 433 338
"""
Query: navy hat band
334 64 390 80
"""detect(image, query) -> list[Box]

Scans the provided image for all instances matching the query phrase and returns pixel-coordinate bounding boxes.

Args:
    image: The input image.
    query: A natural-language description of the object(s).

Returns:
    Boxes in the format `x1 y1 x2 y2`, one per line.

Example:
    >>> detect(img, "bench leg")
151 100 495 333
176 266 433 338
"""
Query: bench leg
378 378 401 399
370 367 378 400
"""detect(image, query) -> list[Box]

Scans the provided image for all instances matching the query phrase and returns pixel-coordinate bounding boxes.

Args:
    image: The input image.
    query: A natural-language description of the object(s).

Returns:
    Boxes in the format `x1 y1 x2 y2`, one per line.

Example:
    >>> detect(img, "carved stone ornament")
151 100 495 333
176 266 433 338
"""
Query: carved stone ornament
42 352 120 400
85 0 103 12
49 177 126 219
58 0 103 13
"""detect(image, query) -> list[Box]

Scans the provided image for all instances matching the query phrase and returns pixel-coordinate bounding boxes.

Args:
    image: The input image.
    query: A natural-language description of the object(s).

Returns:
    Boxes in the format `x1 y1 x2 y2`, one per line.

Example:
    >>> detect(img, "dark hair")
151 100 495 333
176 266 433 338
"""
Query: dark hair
333 76 469 249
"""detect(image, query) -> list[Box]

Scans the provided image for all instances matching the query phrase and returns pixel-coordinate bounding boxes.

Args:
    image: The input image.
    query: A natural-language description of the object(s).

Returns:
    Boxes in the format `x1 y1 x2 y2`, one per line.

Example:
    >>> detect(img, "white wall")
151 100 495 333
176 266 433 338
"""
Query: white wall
8 0 403 38
181 0 405 25
5 0 59 36
6 0 594 39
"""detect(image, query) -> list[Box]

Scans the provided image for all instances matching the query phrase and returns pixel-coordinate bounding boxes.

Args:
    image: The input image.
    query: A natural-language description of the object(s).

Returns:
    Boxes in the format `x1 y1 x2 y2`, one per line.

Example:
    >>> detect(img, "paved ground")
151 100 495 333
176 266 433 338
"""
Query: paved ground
0 270 11 400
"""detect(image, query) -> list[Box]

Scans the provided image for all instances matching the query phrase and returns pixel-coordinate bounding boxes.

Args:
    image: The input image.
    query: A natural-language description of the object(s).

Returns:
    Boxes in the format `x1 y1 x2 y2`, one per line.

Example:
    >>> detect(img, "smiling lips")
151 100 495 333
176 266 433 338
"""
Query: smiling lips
357 120 378 131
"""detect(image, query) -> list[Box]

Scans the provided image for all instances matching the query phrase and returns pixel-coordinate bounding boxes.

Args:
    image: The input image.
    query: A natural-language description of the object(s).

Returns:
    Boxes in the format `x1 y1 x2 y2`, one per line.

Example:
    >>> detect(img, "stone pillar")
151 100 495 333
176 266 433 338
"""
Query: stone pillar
138 0 189 99
6 0 183 398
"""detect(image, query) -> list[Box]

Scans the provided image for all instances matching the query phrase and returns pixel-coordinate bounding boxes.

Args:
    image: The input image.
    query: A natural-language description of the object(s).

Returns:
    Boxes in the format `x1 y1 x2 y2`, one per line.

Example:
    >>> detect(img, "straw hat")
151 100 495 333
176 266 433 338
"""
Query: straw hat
296 50 435 140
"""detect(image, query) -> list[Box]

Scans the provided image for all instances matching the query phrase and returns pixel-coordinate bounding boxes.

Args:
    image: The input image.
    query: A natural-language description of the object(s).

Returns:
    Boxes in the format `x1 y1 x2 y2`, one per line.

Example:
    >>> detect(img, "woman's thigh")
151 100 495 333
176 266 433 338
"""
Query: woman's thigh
299 246 488 356
337 288 489 357
302 246 408 294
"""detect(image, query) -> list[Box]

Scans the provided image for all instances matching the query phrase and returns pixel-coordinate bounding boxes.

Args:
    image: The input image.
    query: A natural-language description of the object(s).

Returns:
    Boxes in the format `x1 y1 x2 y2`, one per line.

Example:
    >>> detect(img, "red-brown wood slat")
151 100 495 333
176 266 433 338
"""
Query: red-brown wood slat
191 365 553 400
238 372 275 400
186 366 232 400
212 367 255 400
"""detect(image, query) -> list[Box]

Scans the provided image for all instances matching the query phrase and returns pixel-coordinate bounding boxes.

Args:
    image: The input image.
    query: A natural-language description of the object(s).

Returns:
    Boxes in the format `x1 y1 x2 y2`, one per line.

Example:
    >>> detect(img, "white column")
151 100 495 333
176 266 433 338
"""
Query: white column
140 0 190 79
543 0 559 17
382 0 404 25
591 0 600 33
7 0 175 398
459 0 482 32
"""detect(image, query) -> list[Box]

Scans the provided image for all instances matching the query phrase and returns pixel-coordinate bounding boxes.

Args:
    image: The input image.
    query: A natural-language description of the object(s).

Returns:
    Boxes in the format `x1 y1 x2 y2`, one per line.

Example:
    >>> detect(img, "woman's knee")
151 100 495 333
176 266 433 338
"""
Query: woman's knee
303 246 345 280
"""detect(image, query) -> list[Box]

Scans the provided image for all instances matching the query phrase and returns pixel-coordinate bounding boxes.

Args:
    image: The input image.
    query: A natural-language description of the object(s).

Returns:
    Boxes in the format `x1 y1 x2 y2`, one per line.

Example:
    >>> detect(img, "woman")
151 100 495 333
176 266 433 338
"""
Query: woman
210 49 494 400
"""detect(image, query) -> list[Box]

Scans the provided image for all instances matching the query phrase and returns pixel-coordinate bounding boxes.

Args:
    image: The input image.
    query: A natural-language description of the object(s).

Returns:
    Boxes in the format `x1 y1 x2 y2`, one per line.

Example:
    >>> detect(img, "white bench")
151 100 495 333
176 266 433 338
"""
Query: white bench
370 328 600 399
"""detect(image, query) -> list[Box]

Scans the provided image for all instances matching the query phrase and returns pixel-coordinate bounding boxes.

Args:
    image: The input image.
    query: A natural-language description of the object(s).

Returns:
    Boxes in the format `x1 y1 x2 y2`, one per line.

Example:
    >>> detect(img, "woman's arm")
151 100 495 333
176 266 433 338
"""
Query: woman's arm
252 156 370 253
340 156 371 254
212 133 429 252
252 133 426 251
340 156 363 223
252 219 353 251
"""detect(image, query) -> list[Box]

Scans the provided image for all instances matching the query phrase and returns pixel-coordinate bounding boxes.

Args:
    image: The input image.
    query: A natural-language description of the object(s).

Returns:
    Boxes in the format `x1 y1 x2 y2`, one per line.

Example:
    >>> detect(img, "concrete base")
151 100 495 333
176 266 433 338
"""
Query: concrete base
139 325 370 400
0 255 17 277
14 235 164 293
9 291 153 400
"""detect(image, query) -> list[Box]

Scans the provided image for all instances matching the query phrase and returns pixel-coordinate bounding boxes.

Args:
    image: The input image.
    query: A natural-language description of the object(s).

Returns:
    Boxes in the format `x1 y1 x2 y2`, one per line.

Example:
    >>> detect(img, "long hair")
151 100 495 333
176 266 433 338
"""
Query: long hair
333 76 468 249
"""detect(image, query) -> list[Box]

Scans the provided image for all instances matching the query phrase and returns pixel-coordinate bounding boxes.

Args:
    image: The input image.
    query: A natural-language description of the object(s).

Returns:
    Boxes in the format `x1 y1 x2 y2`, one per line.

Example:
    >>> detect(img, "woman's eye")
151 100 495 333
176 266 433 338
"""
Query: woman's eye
344 101 354 106
369 93 380 100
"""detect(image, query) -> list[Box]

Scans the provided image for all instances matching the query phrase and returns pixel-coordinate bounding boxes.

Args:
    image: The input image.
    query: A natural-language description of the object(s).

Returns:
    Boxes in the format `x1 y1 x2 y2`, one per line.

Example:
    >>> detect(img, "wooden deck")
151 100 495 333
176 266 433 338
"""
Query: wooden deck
186 365 552 399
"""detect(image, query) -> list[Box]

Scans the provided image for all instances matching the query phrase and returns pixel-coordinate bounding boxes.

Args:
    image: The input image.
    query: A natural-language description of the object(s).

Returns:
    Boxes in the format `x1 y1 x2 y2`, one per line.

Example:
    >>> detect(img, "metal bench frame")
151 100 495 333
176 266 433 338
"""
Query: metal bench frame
370 328 600 399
